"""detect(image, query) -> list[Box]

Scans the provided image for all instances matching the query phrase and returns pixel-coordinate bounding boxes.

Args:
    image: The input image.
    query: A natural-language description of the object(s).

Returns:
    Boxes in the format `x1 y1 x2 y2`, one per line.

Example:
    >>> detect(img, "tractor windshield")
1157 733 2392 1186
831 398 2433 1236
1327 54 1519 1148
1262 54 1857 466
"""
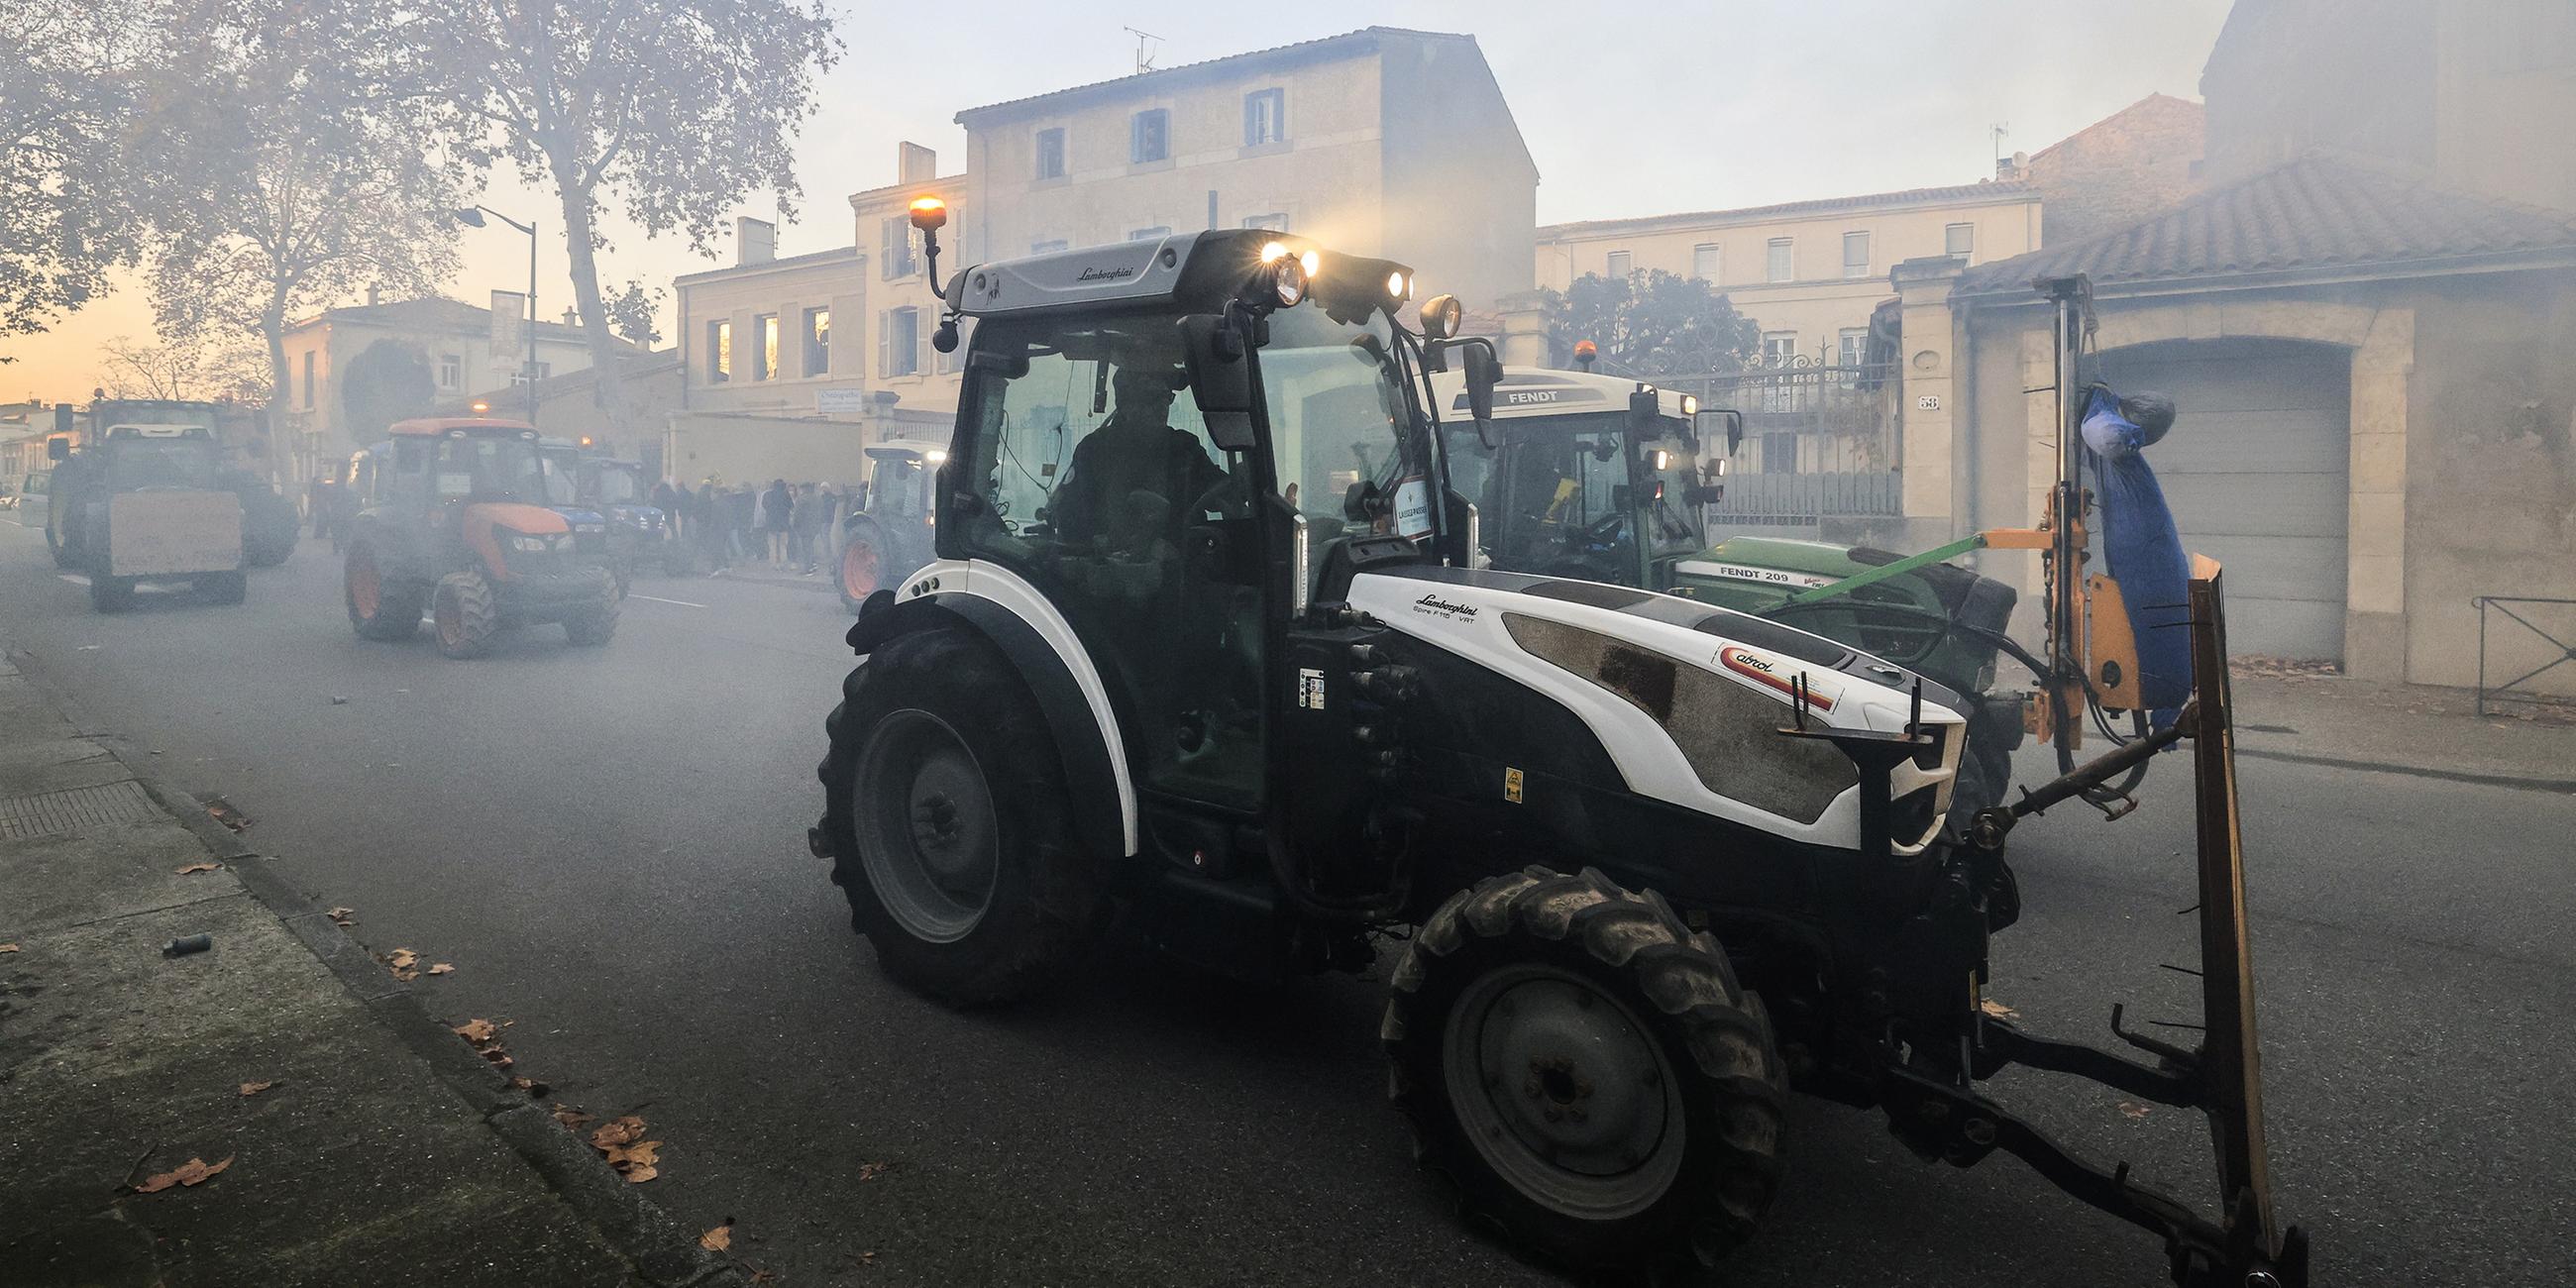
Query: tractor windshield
590 463 643 505
103 441 221 491
1255 304 1434 547
1443 410 1701 582
432 434 551 503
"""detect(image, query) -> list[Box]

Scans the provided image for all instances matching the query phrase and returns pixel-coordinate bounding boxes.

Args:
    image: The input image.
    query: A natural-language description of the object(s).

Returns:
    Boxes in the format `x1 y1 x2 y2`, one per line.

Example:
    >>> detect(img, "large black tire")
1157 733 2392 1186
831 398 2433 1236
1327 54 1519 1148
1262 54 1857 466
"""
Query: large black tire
89 571 136 613
431 571 499 659
1386 868 1788 1282
816 627 1101 1006
563 571 621 646
345 539 427 641
47 524 76 570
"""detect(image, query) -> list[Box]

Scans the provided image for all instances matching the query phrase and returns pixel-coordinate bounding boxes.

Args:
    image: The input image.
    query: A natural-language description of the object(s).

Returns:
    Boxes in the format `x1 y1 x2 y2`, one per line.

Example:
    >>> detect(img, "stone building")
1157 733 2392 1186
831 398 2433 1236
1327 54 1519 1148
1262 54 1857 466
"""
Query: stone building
1999 93 2208 246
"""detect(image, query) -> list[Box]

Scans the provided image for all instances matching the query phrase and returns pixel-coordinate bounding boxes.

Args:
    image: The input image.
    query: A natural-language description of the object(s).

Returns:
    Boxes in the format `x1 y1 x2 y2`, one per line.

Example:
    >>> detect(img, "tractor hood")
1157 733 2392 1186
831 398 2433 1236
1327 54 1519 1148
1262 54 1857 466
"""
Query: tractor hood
1346 566 1966 855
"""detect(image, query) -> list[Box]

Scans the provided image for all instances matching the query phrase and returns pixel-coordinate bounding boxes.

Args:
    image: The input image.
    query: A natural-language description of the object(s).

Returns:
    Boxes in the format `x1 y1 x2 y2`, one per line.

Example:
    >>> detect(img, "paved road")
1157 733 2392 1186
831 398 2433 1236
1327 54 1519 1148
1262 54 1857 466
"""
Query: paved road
4 519 2566 1288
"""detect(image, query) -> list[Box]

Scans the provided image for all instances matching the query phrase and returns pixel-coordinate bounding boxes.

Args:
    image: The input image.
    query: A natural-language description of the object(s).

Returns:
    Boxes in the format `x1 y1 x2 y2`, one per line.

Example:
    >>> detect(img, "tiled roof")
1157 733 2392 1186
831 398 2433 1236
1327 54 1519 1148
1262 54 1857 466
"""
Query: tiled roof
953 27 1466 125
1957 150 2576 296
1540 181 2036 240
303 296 634 348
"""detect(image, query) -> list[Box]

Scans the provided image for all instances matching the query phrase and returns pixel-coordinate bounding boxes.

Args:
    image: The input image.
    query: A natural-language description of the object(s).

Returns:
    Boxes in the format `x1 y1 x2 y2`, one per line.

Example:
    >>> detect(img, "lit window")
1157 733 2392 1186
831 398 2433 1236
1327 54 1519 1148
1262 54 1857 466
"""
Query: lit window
1244 88 1285 147
805 307 829 376
1767 239 1794 282
709 320 730 382
1034 128 1066 180
1842 231 1871 279
1692 244 1720 281
1605 251 1632 278
755 313 778 380
1130 109 1169 163
1946 222 1975 262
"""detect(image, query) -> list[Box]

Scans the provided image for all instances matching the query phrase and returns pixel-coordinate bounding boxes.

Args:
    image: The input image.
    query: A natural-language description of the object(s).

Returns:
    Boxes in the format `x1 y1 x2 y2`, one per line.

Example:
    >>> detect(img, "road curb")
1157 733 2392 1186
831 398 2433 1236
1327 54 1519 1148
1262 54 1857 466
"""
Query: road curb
2233 745 2576 794
5 645 747 1288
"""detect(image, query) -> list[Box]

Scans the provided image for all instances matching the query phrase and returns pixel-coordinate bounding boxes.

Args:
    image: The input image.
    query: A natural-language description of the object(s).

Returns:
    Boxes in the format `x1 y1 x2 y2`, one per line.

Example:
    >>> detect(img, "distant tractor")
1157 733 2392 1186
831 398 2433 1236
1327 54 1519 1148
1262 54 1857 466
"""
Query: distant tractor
49 397 297 567
46 424 249 612
835 439 945 613
576 455 684 584
340 418 621 658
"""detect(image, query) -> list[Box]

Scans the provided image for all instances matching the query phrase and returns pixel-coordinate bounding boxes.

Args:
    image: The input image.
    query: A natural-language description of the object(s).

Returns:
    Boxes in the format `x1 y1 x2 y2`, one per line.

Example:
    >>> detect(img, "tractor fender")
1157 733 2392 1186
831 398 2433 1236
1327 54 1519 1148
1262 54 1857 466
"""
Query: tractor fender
843 568 1135 859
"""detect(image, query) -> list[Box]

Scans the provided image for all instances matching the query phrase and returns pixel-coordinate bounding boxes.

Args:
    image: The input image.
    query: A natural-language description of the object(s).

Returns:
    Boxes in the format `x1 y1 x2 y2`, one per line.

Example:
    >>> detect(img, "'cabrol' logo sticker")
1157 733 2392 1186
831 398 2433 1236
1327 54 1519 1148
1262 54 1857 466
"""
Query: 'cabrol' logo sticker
1718 646 1835 709
1412 593 1477 621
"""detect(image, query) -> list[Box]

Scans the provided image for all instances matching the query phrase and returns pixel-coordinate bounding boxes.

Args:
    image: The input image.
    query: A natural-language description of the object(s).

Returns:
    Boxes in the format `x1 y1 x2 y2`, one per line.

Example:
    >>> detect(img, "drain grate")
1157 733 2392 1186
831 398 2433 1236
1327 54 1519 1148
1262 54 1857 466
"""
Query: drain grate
0 780 161 840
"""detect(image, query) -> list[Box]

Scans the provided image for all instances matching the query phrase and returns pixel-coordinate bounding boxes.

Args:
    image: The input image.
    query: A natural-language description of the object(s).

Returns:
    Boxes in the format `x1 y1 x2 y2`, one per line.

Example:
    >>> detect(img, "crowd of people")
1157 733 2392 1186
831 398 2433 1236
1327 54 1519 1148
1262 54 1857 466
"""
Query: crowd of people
648 477 867 577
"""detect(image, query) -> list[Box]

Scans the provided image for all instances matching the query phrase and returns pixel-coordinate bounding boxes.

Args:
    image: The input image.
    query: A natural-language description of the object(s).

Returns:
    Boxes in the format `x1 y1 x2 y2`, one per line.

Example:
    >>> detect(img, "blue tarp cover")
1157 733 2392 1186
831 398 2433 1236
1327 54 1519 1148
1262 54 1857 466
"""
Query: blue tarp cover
2081 386 2191 726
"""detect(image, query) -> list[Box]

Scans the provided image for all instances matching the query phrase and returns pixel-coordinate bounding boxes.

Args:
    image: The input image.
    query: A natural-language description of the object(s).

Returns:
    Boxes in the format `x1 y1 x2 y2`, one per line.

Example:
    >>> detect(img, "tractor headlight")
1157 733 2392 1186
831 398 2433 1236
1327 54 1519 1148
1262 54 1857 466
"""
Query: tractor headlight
503 532 550 553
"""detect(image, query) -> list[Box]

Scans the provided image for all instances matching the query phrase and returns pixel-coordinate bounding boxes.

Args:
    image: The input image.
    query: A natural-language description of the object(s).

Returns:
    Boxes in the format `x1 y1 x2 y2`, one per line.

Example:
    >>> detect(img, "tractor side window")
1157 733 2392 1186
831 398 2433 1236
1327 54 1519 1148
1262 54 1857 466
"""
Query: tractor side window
1257 306 1417 565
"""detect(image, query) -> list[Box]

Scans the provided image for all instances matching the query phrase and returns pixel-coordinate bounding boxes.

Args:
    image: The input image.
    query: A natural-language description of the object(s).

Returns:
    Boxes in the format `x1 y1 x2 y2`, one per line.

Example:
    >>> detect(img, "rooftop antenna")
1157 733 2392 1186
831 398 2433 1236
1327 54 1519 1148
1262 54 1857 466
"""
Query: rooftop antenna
1124 26 1161 74
1991 122 2011 169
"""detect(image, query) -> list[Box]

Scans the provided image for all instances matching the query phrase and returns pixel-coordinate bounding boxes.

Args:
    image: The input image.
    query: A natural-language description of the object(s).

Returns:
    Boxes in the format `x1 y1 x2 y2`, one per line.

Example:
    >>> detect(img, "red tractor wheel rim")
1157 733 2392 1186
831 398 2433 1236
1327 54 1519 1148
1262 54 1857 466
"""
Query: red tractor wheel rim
841 539 880 599
349 551 380 619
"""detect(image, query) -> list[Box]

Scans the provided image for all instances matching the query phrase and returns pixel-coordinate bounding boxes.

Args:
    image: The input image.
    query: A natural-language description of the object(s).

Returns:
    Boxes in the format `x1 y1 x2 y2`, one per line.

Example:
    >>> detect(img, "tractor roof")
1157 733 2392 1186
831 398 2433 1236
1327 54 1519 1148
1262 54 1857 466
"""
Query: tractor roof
945 229 1412 323
388 417 540 437
1428 368 1698 424
867 439 950 460
102 423 216 440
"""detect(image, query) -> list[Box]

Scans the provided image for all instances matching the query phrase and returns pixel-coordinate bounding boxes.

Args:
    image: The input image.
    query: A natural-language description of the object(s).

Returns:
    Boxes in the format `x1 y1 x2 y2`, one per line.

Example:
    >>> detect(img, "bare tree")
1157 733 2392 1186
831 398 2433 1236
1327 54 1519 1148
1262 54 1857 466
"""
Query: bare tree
97 331 270 403
420 0 839 438
0 0 166 344
131 0 462 481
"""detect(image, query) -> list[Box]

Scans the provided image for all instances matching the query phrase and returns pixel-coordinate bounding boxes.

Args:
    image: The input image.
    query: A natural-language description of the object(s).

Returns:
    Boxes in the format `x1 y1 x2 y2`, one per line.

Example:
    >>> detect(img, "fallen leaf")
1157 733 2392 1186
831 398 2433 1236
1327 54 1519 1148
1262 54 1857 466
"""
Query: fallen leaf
386 948 418 968
326 908 357 926
552 1104 594 1129
856 1161 888 1182
590 1116 646 1150
509 1075 550 1097
859 1250 877 1264
605 1140 661 1170
427 962 454 976
176 862 220 876
239 1080 276 1098
453 1019 496 1044
1977 998 2018 1021
134 1155 233 1193
699 1221 734 1251
0 943 19 953
622 1163 659 1184
2118 1101 2151 1121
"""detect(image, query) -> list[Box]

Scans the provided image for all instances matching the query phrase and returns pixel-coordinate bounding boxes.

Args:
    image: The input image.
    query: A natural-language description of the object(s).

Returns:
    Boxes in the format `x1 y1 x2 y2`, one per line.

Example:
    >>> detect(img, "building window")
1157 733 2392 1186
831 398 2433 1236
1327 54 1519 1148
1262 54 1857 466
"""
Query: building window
708 320 731 382
1692 244 1721 281
880 306 920 377
881 216 917 279
1034 127 1066 180
1129 226 1172 241
509 362 553 388
1945 222 1975 262
1762 331 1796 366
755 313 778 380
1243 88 1285 147
301 351 315 408
1130 108 1169 163
1605 250 1632 279
805 307 829 376
1767 238 1793 282
1838 327 1870 368
437 353 462 391
1842 231 1871 279
1240 213 1287 232
1030 238 1069 254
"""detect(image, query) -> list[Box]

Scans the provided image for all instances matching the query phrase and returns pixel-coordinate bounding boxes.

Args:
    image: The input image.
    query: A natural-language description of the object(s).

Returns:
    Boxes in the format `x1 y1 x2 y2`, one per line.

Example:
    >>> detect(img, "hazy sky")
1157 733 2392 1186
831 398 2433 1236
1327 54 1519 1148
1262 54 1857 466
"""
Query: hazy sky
3 0 2235 401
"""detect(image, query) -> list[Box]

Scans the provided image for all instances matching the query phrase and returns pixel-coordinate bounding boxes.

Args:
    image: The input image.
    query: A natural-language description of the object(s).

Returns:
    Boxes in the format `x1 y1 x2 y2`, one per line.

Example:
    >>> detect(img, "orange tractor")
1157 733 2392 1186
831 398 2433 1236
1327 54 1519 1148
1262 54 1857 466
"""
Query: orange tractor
339 418 620 659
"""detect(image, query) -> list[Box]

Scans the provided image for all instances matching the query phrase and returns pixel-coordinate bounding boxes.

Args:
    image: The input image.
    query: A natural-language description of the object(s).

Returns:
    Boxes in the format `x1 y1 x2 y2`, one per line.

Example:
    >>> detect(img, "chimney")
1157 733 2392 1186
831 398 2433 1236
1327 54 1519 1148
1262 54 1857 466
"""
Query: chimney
736 216 777 266
899 142 936 185
366 283 381 306
563 308 578 326
1996 150 2030 181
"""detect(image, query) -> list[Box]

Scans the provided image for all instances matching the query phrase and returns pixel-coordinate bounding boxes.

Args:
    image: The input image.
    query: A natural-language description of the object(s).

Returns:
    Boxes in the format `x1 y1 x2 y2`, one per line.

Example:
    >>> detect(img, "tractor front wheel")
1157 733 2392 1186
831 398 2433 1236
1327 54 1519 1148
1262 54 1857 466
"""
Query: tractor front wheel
431 571 499 659
837 532 883 613
818 627 1101 1006
1385 868 1788 1281
564 571 621 646
346 540 426 641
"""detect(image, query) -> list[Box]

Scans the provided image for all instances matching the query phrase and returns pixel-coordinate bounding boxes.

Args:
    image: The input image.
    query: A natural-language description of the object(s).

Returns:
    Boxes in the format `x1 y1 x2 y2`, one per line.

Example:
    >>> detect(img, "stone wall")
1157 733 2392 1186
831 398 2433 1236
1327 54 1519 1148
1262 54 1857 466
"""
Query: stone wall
2018 95 2206 247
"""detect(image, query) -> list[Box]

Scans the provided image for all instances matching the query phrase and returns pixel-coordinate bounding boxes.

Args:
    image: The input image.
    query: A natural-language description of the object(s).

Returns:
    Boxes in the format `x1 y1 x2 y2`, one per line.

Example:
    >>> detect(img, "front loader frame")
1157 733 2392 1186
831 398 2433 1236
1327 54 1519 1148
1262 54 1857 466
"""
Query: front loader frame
1898 569 2305 1288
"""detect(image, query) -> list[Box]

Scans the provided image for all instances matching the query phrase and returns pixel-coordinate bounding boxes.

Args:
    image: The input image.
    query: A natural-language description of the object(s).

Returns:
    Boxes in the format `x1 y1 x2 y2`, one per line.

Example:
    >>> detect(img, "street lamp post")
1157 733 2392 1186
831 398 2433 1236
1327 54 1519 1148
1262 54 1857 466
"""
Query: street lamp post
452 206 539 426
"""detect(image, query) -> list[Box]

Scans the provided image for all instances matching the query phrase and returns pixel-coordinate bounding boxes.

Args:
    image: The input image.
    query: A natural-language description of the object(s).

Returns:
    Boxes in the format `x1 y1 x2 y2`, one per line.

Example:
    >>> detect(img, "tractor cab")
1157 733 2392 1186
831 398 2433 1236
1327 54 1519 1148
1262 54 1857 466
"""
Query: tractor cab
88 423 225 491
835 440 947 611
1431 369 1726 588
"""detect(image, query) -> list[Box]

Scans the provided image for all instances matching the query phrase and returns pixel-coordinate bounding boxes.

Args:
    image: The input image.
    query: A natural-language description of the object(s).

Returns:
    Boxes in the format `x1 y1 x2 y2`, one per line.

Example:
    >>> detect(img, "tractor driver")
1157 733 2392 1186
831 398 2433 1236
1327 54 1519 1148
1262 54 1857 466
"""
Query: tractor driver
1051 366 1227 556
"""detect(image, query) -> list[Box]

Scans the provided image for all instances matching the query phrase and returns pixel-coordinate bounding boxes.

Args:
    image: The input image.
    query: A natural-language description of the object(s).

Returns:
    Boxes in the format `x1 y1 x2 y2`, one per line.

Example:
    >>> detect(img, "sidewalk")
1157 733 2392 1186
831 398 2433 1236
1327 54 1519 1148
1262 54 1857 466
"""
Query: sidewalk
0 652 740 1287
2229 669 2576 791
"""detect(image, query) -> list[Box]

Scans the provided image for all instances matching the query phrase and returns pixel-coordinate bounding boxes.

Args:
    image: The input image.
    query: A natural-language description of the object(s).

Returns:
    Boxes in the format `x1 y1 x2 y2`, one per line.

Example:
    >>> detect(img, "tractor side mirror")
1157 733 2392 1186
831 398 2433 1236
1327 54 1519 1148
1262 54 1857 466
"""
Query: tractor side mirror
1695 408 1744 458
1180 313 1257 452
1628 388 1661 434
1460 340 1502 450
48 437 70 462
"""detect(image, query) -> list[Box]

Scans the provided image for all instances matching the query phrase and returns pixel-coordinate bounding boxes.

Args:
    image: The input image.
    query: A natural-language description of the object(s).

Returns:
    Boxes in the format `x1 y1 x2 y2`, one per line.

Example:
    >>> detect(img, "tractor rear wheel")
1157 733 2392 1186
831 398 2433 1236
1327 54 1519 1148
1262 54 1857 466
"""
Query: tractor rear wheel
1386 867 1787 1281
345 540 426 641
564 571 620 646
431 571 499 659
818 627 1101 1006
